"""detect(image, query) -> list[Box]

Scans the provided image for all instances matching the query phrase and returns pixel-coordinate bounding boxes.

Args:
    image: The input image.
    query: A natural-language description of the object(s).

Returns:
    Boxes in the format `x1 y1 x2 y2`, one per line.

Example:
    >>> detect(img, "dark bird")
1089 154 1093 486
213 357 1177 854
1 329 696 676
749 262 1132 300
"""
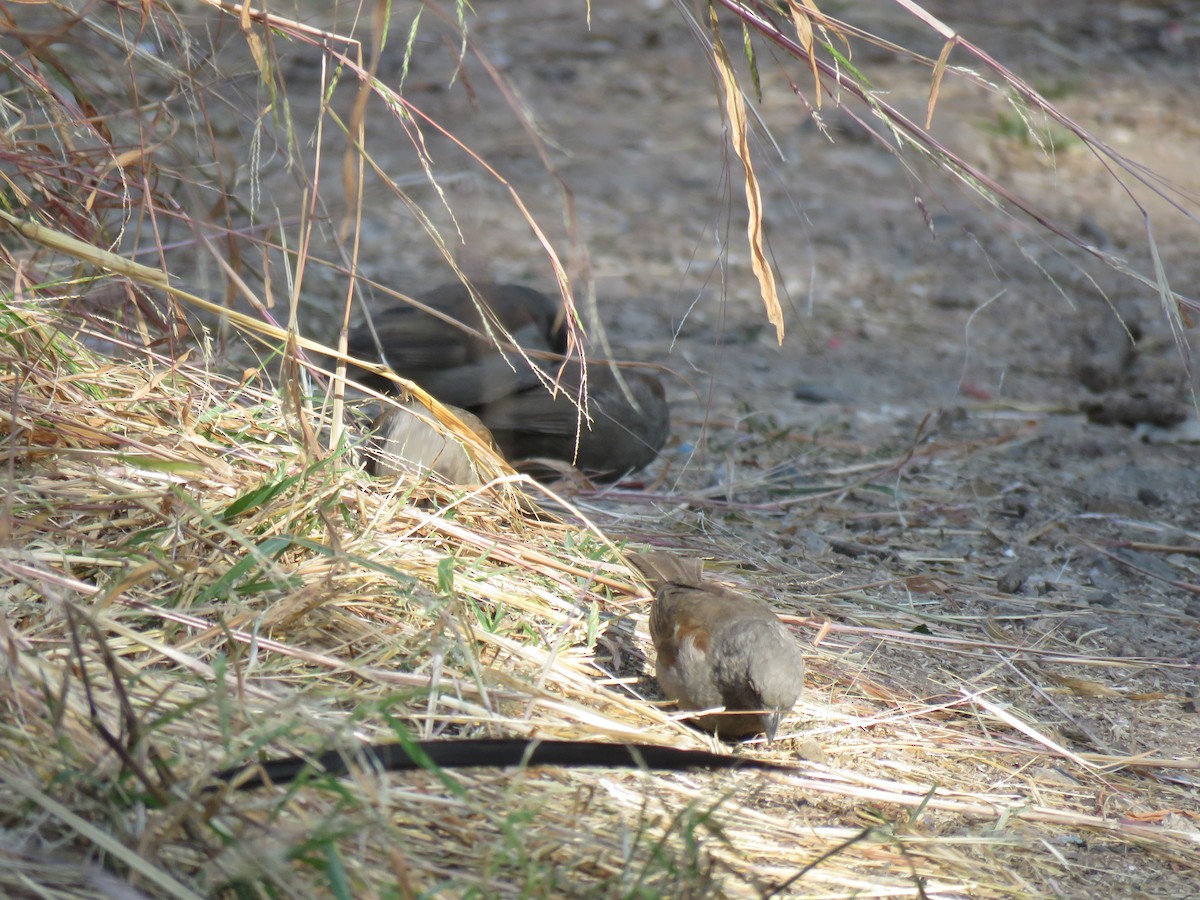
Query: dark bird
347 281 668 480
347 281 568 406
628 551 804 741
478 365 669 482
365 399 496 483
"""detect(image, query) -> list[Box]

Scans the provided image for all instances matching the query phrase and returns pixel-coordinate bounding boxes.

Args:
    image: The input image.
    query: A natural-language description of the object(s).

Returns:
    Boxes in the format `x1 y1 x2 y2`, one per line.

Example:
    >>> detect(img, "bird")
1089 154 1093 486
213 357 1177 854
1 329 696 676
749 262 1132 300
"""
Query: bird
347 280 669 480
364 399 495 484
347 281 568 406
628 551 804 741
478 364 669 482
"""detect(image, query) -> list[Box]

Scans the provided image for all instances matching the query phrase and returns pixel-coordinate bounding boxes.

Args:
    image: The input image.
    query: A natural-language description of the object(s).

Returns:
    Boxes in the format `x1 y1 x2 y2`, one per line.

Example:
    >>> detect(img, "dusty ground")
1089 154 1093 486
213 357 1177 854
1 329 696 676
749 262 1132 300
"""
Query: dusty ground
265 3 1200 660
229 0 1200 893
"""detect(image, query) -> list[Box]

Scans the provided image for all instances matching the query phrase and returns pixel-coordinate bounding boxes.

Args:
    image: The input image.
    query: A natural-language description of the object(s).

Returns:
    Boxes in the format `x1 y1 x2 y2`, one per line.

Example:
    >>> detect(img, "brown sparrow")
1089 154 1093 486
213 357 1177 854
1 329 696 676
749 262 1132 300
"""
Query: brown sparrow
628 551 804 740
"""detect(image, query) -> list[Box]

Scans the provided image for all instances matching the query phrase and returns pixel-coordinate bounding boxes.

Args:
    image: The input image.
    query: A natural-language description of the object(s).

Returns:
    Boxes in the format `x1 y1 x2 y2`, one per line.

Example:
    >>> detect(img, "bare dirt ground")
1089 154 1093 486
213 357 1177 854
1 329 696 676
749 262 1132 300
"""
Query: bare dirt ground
280 9 1200 672
242 0 1200 893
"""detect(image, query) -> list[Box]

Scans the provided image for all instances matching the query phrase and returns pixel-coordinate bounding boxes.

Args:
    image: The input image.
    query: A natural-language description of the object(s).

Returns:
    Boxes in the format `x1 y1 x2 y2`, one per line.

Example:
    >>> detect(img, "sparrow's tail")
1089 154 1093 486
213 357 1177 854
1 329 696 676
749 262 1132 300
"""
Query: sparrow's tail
627 551 705 589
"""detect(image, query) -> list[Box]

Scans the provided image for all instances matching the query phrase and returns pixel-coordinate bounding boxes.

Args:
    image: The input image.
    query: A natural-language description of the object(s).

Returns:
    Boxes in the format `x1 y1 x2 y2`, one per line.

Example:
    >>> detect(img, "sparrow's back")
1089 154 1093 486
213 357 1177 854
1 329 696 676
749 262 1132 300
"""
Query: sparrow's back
629 551 804 739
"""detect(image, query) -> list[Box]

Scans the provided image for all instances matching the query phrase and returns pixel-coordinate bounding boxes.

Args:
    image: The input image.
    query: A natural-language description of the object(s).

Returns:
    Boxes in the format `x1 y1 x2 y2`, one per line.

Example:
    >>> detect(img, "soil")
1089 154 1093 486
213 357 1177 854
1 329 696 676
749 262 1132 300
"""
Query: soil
274 3 1200 666
120 0 1200 894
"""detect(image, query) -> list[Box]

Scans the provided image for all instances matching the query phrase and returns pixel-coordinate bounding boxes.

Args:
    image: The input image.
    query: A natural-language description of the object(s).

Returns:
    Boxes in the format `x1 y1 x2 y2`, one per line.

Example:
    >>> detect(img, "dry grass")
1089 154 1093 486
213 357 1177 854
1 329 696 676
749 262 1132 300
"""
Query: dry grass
4 306 1200 896
5 296 1200 897
3 1 1200 897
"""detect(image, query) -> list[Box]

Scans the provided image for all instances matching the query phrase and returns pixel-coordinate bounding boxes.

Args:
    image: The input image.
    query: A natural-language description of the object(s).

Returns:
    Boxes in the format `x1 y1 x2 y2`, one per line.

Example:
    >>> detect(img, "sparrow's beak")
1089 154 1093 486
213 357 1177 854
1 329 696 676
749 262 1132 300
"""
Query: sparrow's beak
765 710 784 743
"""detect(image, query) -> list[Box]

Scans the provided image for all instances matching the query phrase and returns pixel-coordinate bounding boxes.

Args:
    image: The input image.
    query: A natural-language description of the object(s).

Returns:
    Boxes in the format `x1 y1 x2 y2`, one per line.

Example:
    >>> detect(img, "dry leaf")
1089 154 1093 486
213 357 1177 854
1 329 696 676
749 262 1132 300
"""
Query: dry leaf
710 14 784 343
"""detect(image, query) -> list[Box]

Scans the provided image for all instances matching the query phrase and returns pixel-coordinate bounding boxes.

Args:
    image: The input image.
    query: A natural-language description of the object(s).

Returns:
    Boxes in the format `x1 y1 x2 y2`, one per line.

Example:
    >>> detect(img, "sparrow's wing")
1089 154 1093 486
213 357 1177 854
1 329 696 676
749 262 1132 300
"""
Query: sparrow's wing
418 348 552 408
352 308 554 364
649 582 779 644
652 588 762 711
477 387 580 436
349 316 552 405
347 311 474 369
412 282 565 354
476 369 637 434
